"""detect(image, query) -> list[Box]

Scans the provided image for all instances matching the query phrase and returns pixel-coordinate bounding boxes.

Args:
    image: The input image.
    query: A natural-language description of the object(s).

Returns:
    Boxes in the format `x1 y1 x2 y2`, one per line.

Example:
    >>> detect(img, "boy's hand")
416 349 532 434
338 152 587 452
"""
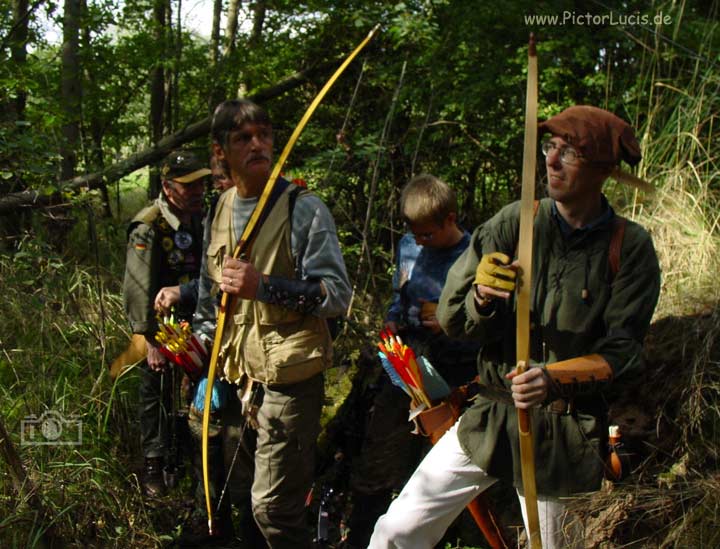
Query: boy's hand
419 300 442 334
384 320 399 334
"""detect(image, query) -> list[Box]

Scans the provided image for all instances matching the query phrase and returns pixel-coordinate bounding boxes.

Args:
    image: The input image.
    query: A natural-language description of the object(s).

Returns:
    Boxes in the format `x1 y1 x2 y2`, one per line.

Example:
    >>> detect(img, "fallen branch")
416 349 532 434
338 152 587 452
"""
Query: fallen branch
0 60 336 215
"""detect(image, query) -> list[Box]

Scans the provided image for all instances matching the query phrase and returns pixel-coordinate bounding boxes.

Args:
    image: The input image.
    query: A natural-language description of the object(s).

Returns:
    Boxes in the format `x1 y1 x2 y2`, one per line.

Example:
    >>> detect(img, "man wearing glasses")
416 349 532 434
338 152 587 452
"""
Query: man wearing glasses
370 106 661 548
123 150 209 497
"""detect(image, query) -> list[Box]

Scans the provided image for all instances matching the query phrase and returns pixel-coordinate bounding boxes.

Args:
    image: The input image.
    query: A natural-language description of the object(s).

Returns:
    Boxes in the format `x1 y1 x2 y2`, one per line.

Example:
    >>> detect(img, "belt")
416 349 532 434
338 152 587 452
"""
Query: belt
547 397 574 415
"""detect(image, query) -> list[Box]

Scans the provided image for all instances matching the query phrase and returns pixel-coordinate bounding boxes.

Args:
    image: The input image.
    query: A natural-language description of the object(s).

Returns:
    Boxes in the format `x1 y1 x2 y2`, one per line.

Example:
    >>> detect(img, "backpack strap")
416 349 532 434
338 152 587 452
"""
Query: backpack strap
286 183 341 338
288 184 303 226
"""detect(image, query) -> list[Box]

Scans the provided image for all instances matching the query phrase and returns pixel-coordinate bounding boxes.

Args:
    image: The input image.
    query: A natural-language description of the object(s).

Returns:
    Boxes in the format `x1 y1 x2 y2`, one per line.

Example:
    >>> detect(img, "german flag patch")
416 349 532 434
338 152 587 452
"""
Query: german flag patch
134 243 147 250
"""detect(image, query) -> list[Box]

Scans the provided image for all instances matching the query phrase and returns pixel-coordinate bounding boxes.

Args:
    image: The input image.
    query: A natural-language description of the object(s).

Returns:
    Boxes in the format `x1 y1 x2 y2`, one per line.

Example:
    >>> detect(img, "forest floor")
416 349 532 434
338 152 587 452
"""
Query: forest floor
114 305 720 549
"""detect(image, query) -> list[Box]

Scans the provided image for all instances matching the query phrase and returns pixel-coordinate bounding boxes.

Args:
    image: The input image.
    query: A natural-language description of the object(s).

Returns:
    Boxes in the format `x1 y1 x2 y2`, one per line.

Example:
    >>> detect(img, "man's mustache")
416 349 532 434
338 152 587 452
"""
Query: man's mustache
246 154 271 165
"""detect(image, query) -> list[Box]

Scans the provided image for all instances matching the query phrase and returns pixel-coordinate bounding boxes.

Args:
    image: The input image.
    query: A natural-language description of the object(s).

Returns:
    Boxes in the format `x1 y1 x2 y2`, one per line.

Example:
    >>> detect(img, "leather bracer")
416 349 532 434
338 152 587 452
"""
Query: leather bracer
262 275 324 314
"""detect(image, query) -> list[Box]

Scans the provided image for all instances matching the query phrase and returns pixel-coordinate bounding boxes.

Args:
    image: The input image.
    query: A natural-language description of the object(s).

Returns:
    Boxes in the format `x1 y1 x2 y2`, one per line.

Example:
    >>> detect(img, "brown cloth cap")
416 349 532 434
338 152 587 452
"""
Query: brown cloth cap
538 105 642 166
160 150 212 183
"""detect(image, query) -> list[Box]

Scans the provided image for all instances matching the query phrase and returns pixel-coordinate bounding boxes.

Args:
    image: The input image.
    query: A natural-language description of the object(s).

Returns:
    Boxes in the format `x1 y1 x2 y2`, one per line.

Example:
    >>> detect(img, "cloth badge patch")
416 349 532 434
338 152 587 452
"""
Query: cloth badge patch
130 232 151 251
162 236 174 252
157 217 171 233
168 249 184 266
175 231 193 250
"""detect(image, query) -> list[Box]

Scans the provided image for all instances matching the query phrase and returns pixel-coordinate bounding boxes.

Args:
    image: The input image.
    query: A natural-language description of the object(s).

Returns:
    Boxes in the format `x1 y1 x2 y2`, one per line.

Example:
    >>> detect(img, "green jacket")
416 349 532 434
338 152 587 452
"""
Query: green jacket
436 197 660 495
123 193 204 335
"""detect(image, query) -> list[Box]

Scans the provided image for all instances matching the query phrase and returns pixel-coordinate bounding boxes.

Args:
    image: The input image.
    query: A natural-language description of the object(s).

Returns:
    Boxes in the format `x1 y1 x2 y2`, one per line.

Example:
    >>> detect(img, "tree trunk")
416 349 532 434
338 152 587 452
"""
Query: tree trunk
6 0 30 124
1 0 31 198
60 0 82 181
171 0 182 132
249 0 266 47
149 0 168 197
208 0 224 109
210 0 222 65
80 5 111 217
164 0 173 134
223 0 241 59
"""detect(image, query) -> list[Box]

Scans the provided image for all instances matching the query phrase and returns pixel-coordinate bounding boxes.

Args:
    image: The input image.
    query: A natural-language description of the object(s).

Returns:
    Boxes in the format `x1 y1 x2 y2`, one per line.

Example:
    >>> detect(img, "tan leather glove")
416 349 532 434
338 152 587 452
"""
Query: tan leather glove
474 252 516 291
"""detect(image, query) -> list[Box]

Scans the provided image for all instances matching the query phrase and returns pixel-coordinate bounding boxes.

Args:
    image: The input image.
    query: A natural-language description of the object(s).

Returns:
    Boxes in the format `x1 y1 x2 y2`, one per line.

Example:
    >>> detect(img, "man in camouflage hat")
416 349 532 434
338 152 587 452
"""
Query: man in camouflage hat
123 149 209 497
370 106 661 548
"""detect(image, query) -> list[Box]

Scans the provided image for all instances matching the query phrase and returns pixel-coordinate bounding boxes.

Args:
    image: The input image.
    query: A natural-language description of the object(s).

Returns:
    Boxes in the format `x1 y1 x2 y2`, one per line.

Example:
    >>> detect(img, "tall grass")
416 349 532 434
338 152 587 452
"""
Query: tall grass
0 193 167 547
622 59 720 318
576 5 720 546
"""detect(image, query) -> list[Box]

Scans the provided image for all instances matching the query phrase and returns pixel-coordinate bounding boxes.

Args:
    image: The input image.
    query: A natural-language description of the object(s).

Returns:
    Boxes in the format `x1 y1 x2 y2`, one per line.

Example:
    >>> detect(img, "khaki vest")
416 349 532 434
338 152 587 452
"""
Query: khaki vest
206 185 332 385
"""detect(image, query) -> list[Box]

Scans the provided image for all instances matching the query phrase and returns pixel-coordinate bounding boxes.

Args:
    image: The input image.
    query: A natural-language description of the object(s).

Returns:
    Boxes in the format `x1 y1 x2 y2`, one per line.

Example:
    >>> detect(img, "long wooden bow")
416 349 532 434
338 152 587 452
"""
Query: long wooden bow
515 33 542 549
201 24 380 535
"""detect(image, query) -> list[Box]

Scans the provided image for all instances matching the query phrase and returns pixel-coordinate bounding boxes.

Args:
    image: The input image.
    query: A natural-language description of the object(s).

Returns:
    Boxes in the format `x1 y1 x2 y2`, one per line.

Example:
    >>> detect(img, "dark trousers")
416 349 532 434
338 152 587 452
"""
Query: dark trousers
222 374 324 549
138 361 172 458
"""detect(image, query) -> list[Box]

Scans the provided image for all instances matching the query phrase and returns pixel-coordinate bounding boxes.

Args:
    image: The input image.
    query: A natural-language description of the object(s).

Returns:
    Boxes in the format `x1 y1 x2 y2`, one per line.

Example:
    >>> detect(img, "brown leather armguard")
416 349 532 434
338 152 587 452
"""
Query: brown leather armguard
545 354 613 384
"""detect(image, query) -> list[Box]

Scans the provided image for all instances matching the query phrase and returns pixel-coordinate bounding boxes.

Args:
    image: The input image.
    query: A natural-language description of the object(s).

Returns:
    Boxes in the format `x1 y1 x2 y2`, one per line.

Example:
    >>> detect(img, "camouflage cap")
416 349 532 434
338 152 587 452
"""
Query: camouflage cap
160 150 212 183
539 105 642 166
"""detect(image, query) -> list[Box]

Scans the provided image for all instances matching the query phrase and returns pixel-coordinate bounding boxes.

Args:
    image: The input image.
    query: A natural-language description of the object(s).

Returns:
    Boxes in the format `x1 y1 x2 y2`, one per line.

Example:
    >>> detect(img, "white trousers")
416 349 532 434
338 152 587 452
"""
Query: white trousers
368 421 579 549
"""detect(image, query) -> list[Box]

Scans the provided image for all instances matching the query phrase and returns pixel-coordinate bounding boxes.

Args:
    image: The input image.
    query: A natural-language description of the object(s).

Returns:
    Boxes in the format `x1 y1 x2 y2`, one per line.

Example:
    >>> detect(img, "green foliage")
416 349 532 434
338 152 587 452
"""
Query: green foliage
0 0 719 545
0 220 161 545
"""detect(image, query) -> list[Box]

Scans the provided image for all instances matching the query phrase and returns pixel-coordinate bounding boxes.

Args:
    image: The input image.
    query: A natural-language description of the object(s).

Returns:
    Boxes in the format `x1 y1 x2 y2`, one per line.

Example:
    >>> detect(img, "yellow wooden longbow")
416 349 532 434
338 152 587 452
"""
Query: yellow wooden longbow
515 33 542 549
201 24 380 535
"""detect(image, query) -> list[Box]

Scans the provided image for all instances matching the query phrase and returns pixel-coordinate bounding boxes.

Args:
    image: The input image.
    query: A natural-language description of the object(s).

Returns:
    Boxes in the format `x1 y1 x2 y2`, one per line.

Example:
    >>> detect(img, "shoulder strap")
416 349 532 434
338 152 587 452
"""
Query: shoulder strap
608 215 626 281
287 184 305 276
287 184 303 225
285 184 340 337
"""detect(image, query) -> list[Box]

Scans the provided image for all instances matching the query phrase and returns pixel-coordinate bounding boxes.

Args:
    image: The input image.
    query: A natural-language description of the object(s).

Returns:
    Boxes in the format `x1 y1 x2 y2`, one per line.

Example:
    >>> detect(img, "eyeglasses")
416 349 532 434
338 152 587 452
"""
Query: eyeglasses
405 222 436 242
541 141 584 165
413 231 434 242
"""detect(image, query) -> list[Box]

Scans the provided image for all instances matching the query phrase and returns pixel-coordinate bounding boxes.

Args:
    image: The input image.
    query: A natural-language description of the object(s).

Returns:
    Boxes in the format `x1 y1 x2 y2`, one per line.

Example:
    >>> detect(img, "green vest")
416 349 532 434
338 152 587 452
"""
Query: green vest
206 186 332 386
